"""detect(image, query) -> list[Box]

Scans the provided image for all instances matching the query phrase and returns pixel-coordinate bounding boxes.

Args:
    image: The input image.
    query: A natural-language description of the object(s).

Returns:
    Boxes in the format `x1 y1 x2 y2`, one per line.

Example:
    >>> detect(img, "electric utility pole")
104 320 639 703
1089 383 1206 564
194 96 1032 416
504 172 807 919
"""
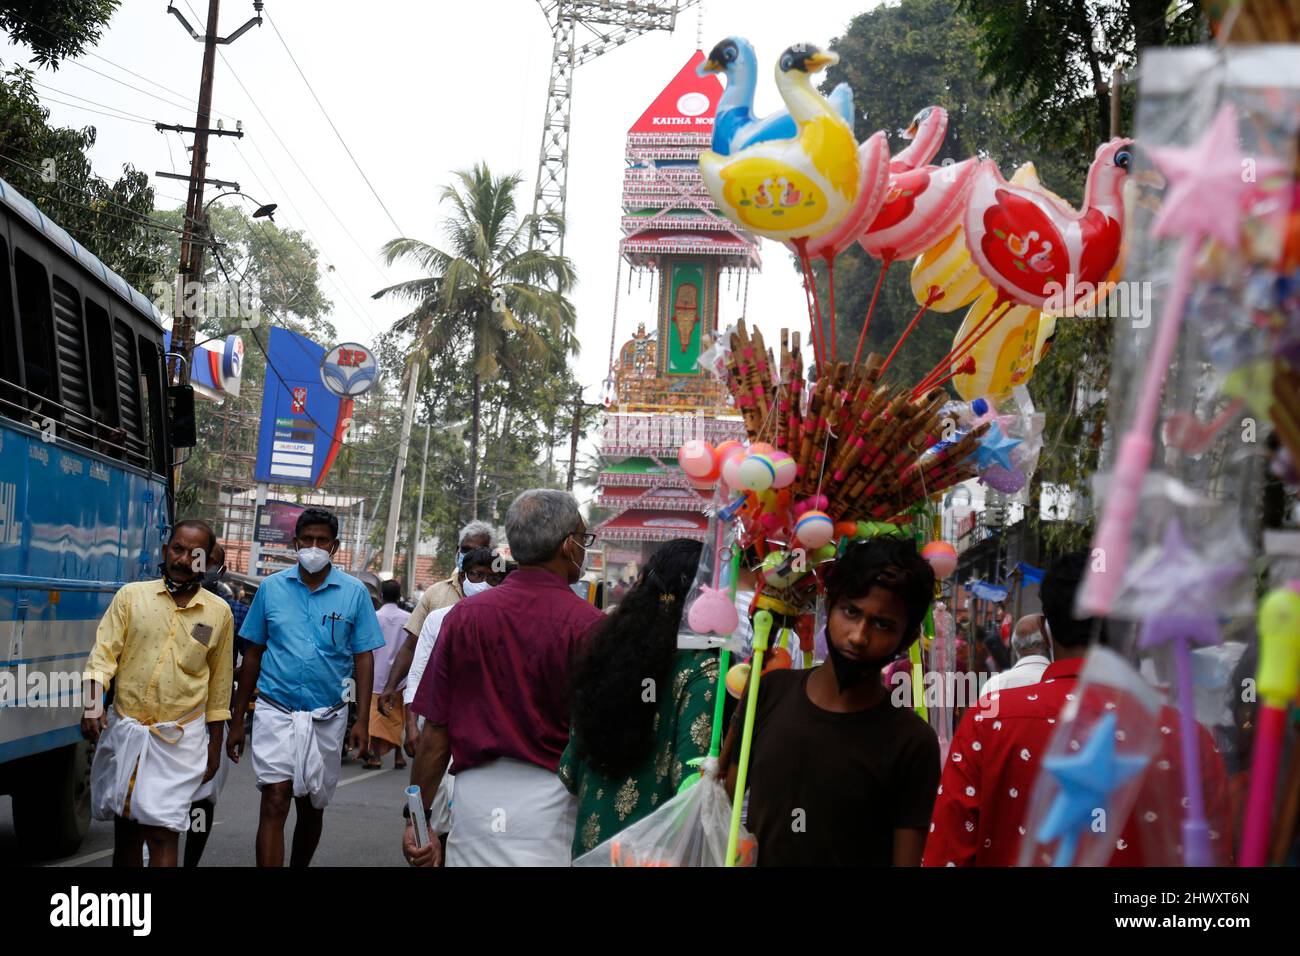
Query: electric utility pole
165 0 263 385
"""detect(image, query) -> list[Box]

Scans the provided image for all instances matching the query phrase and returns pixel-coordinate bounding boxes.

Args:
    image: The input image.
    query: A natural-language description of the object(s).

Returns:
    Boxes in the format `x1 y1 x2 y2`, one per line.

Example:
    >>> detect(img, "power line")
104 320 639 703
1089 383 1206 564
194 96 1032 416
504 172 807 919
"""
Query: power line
181 0 394 287
264 10 405 237
61 58 208 116
0 148 191 236
226 140 384 338
30 89 157 126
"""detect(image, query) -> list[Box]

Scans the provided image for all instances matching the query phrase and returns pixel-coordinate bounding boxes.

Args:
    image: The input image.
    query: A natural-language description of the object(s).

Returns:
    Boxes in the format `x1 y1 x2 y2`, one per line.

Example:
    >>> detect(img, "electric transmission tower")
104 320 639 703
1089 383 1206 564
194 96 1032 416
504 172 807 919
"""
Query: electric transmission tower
530 0 698 257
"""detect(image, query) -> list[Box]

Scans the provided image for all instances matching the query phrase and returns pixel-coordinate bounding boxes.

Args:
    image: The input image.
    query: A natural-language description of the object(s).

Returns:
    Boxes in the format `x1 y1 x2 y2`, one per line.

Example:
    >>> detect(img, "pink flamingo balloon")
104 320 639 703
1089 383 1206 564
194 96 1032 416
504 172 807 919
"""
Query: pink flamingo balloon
853 106 980 362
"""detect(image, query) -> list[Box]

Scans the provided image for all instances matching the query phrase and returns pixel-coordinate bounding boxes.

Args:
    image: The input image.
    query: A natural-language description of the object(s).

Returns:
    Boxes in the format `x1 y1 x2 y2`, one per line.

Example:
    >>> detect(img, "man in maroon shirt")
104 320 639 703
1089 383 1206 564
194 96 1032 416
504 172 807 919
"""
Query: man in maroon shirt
924 551 1232 866
402 489 604 866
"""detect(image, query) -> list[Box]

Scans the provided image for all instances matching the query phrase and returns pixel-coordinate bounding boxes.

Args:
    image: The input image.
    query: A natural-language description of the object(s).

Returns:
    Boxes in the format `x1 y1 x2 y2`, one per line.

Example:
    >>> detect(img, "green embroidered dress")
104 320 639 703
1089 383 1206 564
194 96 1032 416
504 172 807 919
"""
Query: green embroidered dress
559 651 719 859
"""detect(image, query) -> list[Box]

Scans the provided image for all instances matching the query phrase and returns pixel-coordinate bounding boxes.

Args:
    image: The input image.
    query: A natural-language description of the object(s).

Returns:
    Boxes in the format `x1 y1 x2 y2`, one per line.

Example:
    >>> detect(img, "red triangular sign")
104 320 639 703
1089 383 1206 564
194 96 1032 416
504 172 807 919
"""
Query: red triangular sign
628 50 723 134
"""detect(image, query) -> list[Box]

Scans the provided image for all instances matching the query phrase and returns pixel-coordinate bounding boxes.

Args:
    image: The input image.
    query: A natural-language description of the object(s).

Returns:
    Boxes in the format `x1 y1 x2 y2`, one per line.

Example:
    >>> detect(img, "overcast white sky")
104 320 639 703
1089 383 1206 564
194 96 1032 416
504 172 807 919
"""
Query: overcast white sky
10 0 886 500
15 0 882 378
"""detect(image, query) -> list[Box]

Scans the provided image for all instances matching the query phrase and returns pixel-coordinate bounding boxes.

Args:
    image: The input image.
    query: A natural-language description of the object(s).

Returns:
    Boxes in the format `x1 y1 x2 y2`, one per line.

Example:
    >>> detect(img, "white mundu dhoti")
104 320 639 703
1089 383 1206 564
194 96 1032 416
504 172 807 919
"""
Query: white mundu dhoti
445 757 577 867
90 705 209 833
190 738 233 804
250 696 348 810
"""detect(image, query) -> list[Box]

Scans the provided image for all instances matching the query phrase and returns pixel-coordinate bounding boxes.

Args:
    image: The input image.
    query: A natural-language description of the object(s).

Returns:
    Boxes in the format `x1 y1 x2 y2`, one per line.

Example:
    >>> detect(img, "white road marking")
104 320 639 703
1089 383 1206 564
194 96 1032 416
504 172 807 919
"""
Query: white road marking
47 847 113 867
338 768 398 788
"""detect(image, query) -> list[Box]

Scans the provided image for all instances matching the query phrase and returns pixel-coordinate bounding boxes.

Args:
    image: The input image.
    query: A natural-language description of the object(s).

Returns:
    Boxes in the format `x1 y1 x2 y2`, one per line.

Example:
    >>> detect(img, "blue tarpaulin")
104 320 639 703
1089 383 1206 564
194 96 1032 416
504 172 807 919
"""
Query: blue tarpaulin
967 580 1009 602
1015 562 1045 585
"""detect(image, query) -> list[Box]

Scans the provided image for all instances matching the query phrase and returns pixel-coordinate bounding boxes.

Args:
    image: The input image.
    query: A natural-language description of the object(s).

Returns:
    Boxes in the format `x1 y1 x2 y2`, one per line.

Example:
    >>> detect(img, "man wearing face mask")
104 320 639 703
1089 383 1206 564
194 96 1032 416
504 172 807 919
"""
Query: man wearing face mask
226 507 386 866
82 520 234 866
185 540 247 867
718 537 941 866
377 521 496 719
403 490 604 867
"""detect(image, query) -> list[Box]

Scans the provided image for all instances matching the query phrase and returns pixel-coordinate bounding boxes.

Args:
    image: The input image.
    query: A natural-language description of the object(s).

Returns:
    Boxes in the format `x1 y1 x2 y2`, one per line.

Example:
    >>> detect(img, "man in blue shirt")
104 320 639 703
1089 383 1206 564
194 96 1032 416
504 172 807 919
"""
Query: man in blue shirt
227 507 385 867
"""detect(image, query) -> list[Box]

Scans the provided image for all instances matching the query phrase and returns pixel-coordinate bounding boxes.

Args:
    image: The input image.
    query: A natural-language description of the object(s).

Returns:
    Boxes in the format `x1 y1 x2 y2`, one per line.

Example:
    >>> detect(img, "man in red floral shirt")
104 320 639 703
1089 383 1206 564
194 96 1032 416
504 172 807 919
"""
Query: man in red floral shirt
924 551 1232 867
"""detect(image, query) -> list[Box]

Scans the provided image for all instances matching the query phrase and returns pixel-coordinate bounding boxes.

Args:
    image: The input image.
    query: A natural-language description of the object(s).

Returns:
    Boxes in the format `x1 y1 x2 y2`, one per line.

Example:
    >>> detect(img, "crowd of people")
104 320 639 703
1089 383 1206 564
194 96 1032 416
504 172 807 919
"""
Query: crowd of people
81 488 1232 867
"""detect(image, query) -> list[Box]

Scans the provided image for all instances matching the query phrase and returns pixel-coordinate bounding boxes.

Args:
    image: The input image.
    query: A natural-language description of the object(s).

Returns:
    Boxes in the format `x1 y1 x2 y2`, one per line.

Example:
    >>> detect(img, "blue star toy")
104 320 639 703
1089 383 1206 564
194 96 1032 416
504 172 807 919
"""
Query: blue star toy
970 422 1022 472
1036 712 1150 867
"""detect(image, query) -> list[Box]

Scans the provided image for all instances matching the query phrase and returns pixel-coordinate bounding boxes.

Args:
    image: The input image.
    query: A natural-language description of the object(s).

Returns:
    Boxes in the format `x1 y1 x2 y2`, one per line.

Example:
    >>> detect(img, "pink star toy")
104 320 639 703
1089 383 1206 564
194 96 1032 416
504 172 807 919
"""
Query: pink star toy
1080 102 1287 616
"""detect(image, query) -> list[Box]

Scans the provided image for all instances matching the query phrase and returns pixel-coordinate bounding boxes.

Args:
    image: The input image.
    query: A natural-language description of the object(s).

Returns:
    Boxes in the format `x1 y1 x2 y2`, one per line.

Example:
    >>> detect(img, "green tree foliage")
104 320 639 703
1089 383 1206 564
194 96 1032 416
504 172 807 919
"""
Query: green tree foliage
960 0 1203 169
0 0 120 69
0 64 169 287
376 162 582 529
955 0 1204 551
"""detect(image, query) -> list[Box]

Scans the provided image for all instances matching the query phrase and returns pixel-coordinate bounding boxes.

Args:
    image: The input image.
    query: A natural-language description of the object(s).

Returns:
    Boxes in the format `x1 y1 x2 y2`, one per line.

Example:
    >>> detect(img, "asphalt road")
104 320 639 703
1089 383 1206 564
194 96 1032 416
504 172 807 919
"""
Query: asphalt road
2 748 413 868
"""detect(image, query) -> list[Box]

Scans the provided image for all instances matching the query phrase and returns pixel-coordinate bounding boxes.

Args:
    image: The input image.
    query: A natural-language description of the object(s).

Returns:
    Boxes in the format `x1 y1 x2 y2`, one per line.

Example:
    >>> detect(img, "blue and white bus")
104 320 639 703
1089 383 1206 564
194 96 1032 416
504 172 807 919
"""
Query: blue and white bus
0 176 178 858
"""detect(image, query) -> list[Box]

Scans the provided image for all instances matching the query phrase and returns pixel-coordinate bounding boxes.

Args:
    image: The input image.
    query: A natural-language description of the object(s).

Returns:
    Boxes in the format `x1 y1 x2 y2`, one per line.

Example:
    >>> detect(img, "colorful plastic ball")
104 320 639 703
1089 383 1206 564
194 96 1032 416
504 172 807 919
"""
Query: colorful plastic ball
678 440 719 480
715 439 745 464
725 662 752 699
921 540 958 579
749 442 776 457
759 550 799 588
721 453 746 491
739 453 776 492
768 450 797 489
762 647 793 674
794 510 835 549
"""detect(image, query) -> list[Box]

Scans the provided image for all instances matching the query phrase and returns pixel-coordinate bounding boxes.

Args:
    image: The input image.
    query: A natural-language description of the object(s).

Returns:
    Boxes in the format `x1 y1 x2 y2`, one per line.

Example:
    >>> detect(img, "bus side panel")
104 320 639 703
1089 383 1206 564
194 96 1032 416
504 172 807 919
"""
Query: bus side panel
0 423 165 763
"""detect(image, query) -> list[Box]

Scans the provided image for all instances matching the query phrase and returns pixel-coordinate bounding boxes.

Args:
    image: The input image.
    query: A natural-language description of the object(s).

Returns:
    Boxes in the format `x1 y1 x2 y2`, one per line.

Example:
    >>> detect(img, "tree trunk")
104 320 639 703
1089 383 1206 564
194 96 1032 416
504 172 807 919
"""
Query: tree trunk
469 370 481 521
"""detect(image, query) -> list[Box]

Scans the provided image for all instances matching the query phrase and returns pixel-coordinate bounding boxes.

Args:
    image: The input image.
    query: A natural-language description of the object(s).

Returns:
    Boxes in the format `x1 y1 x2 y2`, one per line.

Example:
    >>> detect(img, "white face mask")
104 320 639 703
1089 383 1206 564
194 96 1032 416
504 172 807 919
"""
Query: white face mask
462 579 490 597
567 535 590 576
297 546 331 574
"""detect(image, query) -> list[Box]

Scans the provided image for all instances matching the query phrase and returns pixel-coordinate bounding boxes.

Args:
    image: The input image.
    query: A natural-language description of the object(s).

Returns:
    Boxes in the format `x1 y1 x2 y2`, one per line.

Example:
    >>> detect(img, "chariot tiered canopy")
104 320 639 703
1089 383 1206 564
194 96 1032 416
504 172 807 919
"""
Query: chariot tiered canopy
594 50 760 579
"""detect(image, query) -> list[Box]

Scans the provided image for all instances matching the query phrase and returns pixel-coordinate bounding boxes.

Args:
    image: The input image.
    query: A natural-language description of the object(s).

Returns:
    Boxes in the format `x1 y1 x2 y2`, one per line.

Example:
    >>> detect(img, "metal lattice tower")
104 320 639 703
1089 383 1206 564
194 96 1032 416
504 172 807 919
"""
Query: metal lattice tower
531 0 697 257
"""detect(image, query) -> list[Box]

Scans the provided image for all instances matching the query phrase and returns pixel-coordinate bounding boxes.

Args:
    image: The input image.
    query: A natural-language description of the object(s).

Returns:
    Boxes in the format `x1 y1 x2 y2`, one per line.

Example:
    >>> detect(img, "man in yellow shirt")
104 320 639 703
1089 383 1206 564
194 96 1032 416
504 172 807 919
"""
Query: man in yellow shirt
82 519 234 867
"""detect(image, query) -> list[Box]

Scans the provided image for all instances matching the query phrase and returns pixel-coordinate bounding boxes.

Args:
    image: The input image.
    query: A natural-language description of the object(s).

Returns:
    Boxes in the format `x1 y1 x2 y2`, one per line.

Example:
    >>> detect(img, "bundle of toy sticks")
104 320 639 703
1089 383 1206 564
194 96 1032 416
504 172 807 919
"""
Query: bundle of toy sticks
724 319 985 523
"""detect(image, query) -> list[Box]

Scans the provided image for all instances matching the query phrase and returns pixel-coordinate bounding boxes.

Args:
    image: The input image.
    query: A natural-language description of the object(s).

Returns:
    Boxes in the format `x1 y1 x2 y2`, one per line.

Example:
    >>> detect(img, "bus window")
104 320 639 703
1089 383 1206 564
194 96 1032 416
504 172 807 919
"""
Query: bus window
113 319 147 466
51 275 94 448
13 247 58 418
137 336 166 474
0 235 23 418
84 297 122 454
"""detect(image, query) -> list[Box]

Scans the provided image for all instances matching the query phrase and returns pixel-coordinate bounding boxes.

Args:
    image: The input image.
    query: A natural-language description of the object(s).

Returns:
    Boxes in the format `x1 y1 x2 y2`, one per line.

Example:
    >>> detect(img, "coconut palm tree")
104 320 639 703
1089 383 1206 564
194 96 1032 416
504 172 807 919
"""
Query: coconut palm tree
374 162 578 520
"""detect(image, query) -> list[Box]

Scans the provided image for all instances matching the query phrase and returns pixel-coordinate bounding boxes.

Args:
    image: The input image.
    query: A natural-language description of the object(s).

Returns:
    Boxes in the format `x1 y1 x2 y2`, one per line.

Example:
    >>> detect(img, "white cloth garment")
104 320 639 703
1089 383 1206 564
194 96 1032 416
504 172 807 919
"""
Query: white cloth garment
90 706 209 832
404 605 454 707
190 737 233 804
250 697 348 810
981 654 1051 695
444 757 577 867
406 607 456 833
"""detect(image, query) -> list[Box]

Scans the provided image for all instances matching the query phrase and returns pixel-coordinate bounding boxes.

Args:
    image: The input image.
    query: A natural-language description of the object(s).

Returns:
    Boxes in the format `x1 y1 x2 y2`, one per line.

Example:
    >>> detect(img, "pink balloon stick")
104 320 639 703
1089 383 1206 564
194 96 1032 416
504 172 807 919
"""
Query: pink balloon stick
1240 706 1287 866
1079 240 1197 617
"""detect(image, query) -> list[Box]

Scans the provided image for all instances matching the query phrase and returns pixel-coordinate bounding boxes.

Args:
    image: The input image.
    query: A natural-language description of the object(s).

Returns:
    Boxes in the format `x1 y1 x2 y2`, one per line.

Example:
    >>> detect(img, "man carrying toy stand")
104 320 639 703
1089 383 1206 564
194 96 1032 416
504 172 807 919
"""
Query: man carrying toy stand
719 537 941 865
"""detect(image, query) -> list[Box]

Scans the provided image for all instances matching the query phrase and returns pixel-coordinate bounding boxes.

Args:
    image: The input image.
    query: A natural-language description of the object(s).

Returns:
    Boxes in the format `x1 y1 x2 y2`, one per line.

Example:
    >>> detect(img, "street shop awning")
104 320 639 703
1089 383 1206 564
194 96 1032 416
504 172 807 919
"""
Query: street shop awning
966 579 1010 602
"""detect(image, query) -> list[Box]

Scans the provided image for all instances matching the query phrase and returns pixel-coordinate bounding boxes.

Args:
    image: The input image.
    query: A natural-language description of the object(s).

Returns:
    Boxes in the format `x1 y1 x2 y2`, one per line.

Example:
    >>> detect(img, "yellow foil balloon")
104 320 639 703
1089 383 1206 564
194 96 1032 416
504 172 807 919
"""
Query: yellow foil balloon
951 288 1042 401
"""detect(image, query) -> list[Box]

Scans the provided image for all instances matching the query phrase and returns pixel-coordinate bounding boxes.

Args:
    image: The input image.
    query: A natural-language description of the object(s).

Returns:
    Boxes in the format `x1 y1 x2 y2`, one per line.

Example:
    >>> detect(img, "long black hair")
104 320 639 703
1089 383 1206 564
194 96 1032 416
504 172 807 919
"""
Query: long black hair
570 538 702 777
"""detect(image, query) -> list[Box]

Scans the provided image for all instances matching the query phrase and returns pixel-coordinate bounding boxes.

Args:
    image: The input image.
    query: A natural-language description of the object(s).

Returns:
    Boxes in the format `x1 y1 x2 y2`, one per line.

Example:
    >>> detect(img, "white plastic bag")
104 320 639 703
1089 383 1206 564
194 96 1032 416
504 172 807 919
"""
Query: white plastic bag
573 760 756 867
